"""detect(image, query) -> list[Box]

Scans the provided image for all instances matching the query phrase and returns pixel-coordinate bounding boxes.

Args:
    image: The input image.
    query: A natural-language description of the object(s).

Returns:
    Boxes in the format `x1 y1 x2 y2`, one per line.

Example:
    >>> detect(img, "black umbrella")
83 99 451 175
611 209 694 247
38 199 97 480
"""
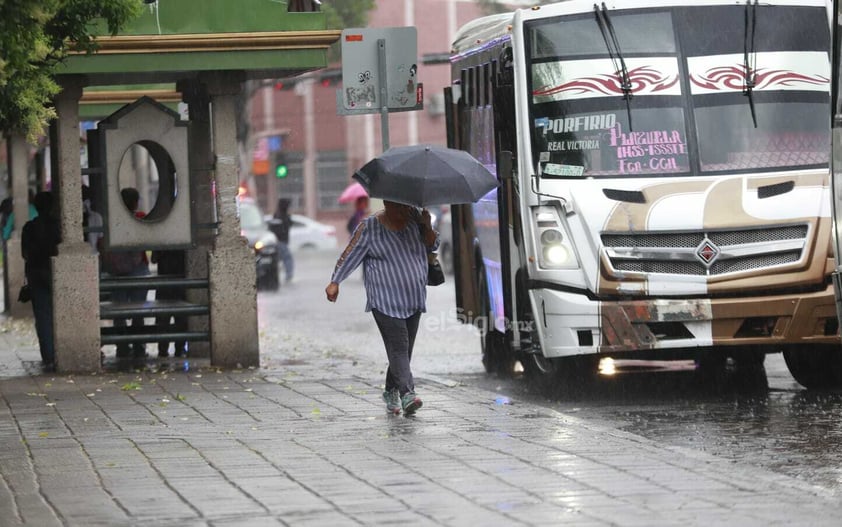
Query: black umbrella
353 144 498 208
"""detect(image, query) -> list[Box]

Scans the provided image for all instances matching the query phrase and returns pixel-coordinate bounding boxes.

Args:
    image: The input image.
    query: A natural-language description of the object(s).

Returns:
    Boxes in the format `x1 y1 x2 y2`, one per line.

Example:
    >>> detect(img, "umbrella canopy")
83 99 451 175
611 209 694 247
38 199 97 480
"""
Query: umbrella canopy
353 144 498 208
337 181 368 204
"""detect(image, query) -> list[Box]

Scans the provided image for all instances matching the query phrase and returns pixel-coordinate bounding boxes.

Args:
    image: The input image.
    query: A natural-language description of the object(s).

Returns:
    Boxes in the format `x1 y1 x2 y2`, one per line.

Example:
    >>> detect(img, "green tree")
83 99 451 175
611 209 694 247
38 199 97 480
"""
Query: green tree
0 0 140 141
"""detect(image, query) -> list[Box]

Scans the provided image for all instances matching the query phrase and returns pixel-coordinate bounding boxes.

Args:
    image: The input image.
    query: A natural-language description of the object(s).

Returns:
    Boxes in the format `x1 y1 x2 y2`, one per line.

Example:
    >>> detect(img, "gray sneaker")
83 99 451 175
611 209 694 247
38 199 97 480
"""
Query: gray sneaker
401 392 422 415
382 389 401 415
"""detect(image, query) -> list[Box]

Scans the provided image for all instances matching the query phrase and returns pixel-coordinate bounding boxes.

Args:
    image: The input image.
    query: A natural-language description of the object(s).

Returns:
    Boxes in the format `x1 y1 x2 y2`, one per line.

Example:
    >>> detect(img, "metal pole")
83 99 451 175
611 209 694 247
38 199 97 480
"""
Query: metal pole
378 39 390 152
405 0 418 146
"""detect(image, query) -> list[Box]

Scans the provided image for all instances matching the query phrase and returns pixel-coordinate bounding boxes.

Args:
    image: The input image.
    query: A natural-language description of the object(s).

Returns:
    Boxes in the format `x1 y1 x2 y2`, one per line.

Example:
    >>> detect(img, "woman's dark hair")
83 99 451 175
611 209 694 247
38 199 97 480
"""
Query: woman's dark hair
275 198 291 217
33 191 53 215
0 197 12 216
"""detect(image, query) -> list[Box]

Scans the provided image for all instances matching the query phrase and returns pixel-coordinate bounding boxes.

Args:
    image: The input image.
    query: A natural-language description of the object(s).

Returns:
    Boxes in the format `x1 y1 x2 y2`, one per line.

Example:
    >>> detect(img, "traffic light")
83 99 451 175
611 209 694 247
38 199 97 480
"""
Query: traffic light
275 153 288 179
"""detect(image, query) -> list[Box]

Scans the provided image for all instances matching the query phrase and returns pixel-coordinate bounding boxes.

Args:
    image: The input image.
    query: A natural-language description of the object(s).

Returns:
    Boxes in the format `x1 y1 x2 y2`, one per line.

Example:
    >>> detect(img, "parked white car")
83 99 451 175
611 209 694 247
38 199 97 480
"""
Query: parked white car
288 214 338 251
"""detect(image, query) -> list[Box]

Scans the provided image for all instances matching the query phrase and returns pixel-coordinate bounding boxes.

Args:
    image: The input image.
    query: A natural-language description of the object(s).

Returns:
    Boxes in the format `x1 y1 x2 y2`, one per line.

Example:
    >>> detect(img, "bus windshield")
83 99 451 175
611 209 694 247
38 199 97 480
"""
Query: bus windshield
526 5 830 178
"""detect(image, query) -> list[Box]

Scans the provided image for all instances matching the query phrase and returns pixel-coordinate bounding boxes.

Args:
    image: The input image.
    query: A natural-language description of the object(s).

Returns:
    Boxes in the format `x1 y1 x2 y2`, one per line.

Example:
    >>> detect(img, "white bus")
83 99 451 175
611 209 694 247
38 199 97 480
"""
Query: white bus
446 0 842 389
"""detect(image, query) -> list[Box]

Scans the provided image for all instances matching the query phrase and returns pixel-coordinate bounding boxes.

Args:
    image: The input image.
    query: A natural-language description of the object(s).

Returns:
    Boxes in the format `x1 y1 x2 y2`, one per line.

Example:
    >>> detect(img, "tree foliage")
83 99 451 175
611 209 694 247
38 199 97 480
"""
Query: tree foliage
0 0 140 141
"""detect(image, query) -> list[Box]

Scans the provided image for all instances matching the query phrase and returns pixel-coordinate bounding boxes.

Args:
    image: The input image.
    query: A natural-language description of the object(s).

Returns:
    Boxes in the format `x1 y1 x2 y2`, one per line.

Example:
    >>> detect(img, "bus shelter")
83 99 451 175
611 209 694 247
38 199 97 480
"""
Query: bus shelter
3 0 339 372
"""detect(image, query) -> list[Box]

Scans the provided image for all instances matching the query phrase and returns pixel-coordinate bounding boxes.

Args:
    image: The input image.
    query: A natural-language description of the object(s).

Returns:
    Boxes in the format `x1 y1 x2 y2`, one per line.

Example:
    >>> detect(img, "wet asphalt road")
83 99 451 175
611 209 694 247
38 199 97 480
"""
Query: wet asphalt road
258 250 842 494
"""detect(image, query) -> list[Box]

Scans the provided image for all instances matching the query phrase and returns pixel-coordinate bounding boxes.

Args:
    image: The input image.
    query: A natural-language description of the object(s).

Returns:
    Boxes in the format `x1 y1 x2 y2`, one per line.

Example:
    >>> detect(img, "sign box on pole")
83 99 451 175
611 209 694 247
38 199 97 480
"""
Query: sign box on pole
340 27 422 113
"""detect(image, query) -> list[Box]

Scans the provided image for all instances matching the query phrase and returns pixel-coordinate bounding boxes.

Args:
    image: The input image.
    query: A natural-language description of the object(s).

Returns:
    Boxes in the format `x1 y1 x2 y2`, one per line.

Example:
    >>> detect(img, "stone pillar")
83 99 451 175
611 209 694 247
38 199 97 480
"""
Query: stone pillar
6 134 30 317
178 80 214 358
51 79 101 373
204 73 259 368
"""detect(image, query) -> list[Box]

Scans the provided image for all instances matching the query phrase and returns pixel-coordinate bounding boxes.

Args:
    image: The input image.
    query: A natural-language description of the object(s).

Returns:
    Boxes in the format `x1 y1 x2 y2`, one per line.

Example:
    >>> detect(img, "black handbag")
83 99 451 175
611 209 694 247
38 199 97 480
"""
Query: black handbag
18 283 31 303
427 254 445 286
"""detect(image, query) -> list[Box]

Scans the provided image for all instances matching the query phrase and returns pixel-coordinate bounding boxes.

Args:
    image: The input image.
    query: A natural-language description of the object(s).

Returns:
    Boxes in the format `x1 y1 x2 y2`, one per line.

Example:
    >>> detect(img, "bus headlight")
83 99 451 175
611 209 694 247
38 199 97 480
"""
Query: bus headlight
541 229 563 245
533 206 578 269
543 244 569 265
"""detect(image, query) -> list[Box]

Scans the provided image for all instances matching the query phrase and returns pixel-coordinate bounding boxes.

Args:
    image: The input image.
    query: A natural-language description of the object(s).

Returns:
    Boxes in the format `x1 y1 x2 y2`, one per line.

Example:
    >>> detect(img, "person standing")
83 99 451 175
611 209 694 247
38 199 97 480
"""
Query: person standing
269 198 294 283
346 195 370 236
325 200 438 416
21 191 61 371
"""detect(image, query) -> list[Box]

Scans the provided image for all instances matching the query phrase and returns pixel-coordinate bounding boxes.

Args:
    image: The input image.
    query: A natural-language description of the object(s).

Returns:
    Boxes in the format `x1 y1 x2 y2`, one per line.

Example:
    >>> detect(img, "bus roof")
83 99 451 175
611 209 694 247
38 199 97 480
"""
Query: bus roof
516 0 829 22
452 0 830 56
451 12 513 56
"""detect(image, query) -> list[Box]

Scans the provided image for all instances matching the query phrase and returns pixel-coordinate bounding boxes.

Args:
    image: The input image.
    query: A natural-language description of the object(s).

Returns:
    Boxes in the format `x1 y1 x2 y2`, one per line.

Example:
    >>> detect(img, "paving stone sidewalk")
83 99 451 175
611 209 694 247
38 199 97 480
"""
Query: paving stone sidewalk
0 318 840 526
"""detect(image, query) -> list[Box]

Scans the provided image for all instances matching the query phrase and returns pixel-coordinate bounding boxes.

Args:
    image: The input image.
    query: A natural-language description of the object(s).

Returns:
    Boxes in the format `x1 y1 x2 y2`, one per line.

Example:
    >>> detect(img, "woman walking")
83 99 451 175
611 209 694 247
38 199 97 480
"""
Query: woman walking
325 200 438 415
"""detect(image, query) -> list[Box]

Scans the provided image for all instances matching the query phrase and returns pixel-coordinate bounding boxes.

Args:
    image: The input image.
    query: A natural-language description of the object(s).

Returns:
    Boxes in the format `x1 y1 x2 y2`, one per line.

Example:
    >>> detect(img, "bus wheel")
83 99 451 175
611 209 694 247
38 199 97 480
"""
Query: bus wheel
520 352 559 392
783 345 842 390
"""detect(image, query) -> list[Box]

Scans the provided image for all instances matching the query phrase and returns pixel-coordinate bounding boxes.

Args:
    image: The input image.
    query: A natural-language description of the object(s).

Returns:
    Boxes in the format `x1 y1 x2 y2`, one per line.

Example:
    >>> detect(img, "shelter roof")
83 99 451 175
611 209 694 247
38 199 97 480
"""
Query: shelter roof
57 0 340 86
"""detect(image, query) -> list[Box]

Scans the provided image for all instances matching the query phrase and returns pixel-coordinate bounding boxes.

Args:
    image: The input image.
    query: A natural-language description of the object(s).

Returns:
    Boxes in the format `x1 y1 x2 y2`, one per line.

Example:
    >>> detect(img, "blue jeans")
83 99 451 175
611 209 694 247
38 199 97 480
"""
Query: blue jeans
372 310 421 395
279 242 294 281
30 282 54 364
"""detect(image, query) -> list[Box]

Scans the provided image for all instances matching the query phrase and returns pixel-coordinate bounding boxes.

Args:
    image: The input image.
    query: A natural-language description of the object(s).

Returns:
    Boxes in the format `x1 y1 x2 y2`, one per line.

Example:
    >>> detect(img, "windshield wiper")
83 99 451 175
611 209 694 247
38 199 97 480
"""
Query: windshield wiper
594 2 633 130
743 0 758 128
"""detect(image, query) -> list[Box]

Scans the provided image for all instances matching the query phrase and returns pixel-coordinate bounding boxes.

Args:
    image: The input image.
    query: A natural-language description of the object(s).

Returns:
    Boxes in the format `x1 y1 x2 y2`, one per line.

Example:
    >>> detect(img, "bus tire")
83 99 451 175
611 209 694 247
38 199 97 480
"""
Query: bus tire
783 345 842 390
520 352 560 393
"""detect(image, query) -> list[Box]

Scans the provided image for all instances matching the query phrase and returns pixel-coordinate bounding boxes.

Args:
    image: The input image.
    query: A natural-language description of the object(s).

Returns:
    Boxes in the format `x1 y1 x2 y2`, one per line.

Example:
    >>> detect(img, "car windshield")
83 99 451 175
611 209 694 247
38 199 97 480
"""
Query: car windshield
525 5 829 178
239 202 264 229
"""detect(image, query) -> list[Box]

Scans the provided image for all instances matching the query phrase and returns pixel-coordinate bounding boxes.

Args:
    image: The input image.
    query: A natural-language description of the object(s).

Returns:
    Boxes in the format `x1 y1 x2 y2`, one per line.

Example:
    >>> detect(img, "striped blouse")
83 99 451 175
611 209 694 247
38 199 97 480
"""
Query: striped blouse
331 215 439 318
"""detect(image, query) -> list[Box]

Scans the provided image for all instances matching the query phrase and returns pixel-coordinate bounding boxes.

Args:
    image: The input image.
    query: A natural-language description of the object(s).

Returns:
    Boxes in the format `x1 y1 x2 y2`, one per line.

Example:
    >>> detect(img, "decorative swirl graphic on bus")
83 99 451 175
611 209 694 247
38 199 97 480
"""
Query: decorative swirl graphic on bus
533 66 679 98
689 65 829 92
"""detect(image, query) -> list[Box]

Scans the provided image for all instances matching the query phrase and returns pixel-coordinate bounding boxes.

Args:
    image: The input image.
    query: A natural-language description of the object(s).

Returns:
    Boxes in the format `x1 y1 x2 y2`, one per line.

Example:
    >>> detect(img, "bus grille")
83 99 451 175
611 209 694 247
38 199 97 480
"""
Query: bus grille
602 225 809 277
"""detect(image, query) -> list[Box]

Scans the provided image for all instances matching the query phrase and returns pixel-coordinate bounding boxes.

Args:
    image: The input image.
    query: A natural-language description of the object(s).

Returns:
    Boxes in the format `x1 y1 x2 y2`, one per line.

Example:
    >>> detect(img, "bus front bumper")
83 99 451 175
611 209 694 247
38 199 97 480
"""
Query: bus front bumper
530 285 839 359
